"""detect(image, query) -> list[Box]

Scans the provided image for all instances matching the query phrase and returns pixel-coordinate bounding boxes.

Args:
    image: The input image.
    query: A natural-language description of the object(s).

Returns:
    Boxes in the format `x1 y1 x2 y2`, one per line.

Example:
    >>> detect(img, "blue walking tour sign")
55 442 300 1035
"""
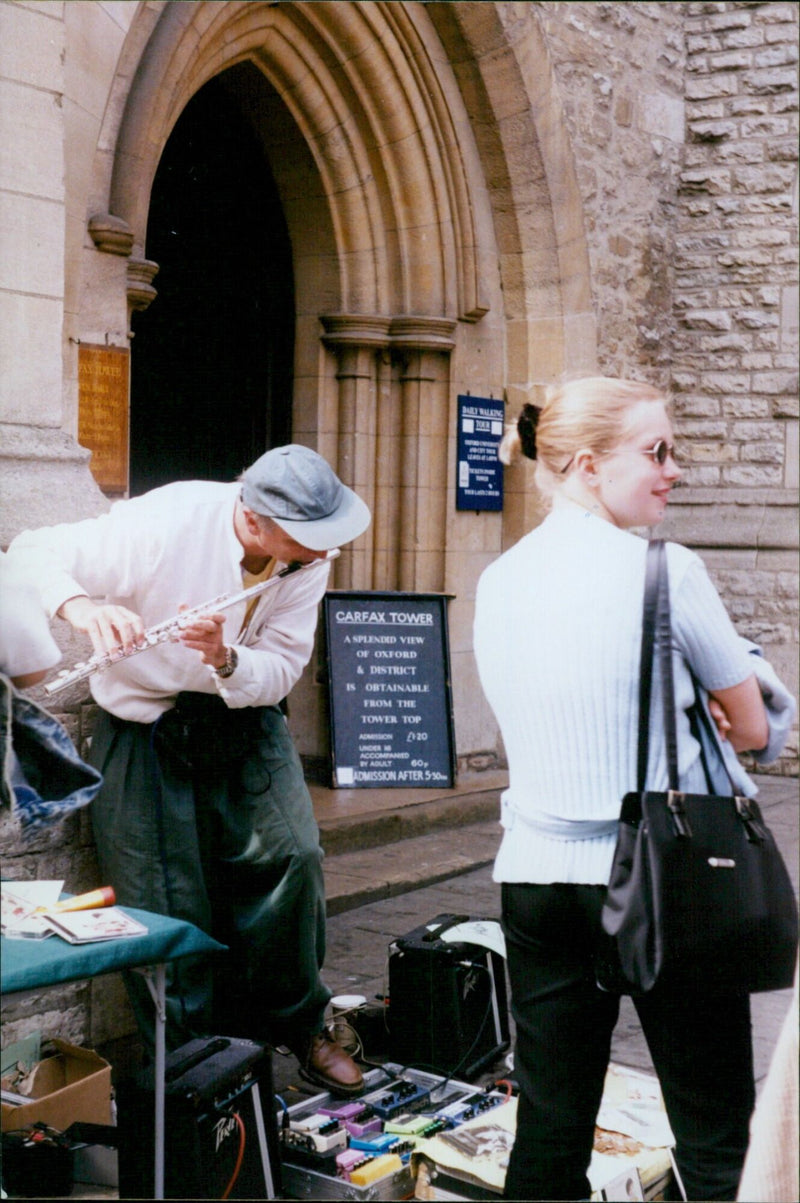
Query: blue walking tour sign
456 395 505 511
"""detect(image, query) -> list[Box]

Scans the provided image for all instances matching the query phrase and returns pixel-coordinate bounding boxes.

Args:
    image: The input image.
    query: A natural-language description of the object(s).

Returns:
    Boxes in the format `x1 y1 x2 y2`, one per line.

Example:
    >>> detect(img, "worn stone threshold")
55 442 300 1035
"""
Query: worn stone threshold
310 770 507 856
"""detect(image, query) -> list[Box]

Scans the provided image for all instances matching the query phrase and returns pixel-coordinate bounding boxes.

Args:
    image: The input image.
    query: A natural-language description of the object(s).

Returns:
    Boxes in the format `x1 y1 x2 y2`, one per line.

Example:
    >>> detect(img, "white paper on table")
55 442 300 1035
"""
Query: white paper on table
1 880 63 939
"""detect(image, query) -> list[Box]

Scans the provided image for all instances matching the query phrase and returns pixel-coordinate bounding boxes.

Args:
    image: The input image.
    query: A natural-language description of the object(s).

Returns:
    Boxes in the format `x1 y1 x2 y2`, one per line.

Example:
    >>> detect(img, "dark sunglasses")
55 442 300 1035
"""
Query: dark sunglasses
561 439 678 474
642 439 678 465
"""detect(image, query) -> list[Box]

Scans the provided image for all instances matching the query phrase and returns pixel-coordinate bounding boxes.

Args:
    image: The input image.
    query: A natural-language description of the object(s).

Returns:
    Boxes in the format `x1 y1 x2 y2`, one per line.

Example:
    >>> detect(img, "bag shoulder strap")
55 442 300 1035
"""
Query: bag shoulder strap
638 540 680 792
637 541 660 791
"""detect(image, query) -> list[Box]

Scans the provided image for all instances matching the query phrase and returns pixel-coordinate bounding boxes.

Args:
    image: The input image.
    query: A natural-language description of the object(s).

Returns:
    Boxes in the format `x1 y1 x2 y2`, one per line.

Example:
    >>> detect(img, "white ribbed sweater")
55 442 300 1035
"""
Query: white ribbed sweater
474 507 753 885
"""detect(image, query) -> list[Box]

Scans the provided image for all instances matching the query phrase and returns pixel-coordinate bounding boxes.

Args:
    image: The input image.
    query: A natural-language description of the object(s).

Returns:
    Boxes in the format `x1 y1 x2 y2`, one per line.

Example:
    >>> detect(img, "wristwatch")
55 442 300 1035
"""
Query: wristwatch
216 645 238 679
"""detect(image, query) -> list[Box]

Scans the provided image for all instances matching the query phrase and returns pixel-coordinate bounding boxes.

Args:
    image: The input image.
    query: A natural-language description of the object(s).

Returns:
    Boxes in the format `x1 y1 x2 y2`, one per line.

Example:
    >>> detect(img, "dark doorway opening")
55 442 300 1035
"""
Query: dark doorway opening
130 69 293 495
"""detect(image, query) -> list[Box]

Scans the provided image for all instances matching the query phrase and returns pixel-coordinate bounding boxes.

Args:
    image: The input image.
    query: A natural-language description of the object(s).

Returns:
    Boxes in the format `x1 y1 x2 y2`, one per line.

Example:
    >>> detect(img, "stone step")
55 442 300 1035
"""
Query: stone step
309 771 506 915
323 818 502 916
310 770 507 856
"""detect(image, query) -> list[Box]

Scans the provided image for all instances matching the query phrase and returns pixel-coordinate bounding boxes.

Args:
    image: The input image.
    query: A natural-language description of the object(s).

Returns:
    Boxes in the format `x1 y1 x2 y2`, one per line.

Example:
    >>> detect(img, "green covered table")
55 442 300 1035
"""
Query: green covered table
2 906 225 1199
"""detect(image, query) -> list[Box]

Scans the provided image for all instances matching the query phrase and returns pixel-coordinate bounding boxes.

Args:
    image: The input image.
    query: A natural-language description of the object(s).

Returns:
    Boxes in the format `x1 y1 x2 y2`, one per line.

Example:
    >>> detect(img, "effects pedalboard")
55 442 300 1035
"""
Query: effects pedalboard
279 1063 510 1200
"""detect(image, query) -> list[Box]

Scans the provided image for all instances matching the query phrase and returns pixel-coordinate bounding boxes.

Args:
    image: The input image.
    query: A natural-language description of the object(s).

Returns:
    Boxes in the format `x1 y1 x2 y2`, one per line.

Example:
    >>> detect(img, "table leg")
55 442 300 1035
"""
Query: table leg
138 963 167 1199
153 963 166 1199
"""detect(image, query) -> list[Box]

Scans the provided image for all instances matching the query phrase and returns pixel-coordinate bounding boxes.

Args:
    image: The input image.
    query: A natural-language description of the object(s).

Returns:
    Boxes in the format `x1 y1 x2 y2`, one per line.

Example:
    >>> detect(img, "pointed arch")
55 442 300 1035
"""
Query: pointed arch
104 0 493 323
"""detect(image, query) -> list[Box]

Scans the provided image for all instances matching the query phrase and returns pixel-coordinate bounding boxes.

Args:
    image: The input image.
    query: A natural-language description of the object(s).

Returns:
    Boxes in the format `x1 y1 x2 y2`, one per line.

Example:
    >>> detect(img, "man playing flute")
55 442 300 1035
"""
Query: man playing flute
7 444 371 1097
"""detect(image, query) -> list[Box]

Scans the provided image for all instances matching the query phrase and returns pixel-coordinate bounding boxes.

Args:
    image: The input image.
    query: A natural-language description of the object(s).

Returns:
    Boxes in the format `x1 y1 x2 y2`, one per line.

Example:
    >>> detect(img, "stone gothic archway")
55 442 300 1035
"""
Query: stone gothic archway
85 0 513 596
81 1 598 599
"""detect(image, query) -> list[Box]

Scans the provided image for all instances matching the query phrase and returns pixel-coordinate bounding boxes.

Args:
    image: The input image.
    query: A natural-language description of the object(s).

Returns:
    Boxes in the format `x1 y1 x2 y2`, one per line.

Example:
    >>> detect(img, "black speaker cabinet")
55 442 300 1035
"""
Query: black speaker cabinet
387 913 510 1079
117 1036 280 1199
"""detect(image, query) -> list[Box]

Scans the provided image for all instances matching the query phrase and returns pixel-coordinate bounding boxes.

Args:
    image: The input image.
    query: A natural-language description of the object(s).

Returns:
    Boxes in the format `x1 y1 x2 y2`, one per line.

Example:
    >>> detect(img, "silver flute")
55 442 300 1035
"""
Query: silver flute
43 549 339 696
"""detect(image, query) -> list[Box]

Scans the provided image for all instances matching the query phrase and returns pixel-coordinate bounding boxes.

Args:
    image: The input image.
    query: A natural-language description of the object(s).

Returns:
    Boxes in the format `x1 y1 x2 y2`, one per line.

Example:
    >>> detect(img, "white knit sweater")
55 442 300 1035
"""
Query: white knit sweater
7 482 331 722
473 507 753 885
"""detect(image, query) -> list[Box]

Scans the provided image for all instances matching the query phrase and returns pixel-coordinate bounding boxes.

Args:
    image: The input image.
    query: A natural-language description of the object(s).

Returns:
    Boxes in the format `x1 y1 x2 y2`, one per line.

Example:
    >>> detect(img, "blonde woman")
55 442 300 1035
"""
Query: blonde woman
474 377 780 1201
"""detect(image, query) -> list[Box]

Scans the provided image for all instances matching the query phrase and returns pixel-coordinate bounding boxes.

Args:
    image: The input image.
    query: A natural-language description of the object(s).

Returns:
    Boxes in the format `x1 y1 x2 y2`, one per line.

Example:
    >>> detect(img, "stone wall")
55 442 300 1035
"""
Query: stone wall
532 0 687 381
671 0 799 772
532 1 797 772
676 0 797 494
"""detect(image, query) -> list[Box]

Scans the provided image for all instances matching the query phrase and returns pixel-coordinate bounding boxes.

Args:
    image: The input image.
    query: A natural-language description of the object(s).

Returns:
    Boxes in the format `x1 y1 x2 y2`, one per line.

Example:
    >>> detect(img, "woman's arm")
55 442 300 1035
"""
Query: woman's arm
670 551 770 754
709 675 768 753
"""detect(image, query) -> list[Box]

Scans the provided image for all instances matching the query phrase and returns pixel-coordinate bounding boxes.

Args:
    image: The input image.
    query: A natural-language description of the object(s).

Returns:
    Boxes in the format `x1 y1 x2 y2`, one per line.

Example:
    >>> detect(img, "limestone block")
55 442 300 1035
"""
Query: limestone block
741 443 785 465
704 371 750 393
703 10 753 33
0 2 64 91
0 424 107 546
446 596 478 658
287 653 329 758
683 308 732 331
734 163 796 193
685 442 738 464
724 464 783 486
708 50 754 72
679 166 731 193
63 0 130 125
90 974 138 1047
0 192 64 296
686 72 739 101
743 66 797 93
445 541 501 598
0 80 64 200
719 27 764 51
753 370 799 395
506 314 564 382
0 996 90 1053
77 245 133 343
0 295 63 426
639 92 685 142
722 397 780 421
452 651 502 758
784 422 799 490
781 281 799 340
659 498 799 551
686 98 727 120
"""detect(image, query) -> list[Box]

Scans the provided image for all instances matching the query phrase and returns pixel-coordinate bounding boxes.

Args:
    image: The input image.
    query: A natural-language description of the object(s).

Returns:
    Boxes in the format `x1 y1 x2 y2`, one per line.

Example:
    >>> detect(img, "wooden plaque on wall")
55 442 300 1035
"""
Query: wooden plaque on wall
78 344 130 493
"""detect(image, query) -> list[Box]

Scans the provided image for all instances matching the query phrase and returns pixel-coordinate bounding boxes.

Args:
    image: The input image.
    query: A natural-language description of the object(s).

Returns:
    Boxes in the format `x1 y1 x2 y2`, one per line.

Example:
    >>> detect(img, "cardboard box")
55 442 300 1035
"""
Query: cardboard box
1 1040 112 1134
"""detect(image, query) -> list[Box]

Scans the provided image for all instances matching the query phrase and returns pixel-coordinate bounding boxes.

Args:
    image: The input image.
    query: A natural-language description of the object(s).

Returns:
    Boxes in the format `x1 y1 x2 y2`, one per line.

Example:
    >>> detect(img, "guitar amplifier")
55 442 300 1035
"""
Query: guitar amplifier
387 914 510 1079
117 1036 280 1199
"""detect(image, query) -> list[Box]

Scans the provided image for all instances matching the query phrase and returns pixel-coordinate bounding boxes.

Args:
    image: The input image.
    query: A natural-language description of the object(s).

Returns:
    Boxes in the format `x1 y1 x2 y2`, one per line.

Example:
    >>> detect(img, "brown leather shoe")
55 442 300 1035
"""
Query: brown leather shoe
296 1027 364 1098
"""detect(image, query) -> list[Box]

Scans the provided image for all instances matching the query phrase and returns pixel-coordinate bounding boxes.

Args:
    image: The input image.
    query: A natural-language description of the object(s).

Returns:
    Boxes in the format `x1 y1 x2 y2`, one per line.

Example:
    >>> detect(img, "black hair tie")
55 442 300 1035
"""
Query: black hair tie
517 404 541 460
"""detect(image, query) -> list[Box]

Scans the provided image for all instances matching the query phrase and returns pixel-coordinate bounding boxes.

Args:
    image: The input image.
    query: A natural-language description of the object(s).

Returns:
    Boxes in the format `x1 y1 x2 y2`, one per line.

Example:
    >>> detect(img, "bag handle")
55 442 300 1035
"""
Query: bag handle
638 540 679 793
687 673 767 840
689 675 738 794
640 542 770 843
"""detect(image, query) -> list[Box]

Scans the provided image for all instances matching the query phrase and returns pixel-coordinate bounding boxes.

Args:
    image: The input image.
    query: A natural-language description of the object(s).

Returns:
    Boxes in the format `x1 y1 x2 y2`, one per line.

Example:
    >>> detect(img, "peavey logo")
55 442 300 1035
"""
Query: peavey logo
214 1113 238 1152
461 966 481 1000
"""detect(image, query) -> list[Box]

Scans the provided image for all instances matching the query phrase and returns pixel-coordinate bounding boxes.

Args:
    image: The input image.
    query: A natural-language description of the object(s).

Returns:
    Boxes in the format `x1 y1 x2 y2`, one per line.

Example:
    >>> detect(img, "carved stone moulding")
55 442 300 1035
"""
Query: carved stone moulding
388 316 457 352
126 258 160 311
88 212 134 257
320 313 457 353
319 314 392 349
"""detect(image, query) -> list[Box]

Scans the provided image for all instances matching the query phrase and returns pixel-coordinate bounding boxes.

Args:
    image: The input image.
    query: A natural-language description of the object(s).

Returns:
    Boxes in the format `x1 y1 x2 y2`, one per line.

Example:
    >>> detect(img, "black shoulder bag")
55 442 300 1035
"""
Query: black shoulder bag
597 540 798 995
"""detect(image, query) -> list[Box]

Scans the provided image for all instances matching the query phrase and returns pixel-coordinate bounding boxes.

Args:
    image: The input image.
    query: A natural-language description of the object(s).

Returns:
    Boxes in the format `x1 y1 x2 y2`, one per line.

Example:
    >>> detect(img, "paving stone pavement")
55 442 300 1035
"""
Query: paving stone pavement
68 775 798 1198
273 773 799 1108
